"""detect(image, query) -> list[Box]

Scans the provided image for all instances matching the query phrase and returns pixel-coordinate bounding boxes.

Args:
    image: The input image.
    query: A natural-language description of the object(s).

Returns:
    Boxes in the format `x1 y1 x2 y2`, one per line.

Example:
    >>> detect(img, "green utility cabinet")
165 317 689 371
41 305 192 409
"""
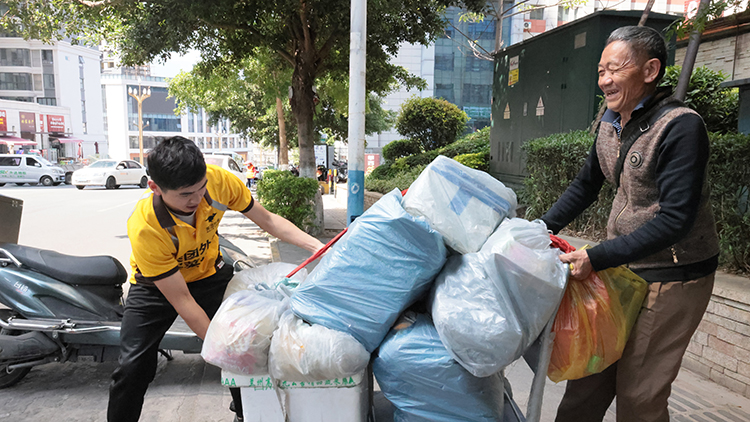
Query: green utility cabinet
490 10 679 187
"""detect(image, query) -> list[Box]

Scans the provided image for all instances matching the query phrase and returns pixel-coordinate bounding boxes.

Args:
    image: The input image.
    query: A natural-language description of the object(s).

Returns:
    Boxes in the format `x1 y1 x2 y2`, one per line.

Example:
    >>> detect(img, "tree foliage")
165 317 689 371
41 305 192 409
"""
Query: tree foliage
660 65 739 134
396 96 469 151
1 0 487 178
381 138 421 162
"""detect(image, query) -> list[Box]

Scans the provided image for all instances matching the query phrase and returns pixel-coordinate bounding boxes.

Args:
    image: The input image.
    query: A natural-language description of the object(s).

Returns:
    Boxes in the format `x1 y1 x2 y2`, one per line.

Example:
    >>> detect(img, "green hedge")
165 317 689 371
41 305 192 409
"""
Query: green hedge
256 170 320 232
707 132 750 272
365 165 426 194
382 139 421 162
522 130 750 273
454 151 490 172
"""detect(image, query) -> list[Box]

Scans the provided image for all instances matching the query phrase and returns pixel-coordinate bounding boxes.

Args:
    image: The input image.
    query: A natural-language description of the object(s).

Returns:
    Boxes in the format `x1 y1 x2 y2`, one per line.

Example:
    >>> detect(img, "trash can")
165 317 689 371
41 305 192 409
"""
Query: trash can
222 370 369 422
0 194 23 244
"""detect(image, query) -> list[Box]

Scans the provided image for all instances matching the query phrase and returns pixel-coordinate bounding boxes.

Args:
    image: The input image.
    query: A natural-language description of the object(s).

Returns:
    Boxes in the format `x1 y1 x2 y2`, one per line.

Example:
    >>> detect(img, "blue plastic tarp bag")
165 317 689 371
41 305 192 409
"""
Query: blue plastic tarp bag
373 313 504 422
290 189 448 353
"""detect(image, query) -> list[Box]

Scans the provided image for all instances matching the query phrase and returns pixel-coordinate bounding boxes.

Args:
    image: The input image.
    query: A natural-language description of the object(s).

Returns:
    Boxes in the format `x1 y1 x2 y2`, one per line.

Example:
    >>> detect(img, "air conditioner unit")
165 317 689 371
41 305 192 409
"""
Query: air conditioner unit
523 21 532 29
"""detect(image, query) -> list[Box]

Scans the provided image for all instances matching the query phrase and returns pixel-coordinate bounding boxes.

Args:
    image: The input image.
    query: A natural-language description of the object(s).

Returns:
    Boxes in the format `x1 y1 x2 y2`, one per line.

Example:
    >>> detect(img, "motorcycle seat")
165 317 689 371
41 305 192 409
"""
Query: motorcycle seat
0 243 128 286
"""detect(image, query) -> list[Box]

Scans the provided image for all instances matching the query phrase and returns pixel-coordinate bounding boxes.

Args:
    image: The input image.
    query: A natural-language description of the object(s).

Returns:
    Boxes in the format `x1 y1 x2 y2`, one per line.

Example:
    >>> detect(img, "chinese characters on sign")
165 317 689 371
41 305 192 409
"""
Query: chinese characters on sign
19 112 36 132
0 110 7 132
508 56 519 86
45 115 65 133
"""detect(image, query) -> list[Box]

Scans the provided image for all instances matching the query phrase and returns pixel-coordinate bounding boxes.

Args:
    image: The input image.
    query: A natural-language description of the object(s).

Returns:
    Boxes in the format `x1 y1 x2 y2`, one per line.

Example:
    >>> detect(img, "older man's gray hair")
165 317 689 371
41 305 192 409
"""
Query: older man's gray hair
606 26 668 83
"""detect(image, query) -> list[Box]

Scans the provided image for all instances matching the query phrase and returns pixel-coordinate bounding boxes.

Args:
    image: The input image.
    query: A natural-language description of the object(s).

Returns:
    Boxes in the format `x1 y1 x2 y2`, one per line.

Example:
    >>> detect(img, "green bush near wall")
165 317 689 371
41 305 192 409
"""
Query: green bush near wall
256 170 320 231
522 130 750 273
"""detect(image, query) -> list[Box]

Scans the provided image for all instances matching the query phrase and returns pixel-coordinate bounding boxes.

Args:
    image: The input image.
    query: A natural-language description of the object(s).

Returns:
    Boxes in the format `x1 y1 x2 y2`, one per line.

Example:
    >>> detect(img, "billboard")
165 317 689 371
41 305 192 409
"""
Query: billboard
43 114 65 133
19 112 35 132
365 154 380 174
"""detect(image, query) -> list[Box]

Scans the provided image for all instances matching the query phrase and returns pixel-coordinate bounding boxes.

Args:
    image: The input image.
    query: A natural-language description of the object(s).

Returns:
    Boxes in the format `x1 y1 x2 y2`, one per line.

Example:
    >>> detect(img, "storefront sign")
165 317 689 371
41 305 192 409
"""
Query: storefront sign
0 110 6 132
365 154 380 174
45 115 65 133
19 112 35 132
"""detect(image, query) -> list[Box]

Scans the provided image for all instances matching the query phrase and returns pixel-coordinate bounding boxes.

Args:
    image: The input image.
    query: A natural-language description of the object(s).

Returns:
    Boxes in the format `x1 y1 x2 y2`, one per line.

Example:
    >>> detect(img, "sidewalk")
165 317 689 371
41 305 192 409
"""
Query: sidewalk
270 184 750 422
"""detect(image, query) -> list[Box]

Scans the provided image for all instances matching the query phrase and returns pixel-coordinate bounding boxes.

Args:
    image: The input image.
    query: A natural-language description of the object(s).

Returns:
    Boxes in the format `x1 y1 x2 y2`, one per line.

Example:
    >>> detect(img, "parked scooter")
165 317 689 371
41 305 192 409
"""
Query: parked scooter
0 236 254 388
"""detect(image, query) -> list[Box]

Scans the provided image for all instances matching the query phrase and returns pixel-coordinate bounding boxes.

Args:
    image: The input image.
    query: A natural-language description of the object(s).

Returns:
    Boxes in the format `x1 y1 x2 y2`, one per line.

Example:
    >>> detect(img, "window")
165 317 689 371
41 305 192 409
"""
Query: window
468 20 496 40
444 19 454 37
558 6 570 22
435 83 455 102
462 84 492 105
529 7 544 20
0 49 31 67
465 55 493 72
36 97 57 106
33 74 42 91
26 157 41 167
0 156 21 166
127 161 142 169
435 54 454 71
197 109 204 133
42 50 53 65
0 73 33 90
228 160 241 172
188 111 195 132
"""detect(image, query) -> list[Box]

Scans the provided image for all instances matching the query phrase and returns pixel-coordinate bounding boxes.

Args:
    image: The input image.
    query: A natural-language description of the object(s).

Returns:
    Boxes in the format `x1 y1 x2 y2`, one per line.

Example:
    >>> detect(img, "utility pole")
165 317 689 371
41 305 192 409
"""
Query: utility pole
128 84 151 165
347 0 367 224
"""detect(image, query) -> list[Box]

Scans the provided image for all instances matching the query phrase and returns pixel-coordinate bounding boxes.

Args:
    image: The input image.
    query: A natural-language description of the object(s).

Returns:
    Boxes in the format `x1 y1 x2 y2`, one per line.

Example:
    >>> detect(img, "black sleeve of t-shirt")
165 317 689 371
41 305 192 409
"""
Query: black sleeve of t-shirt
586 113 710 270
541 142 606 234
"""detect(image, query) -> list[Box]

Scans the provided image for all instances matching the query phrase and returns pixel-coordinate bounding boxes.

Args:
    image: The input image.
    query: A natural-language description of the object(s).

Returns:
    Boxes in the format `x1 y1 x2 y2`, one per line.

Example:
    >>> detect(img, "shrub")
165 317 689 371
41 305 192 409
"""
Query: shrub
454 151 489 172
396 96 469 151
391 150 440 173
708 132 750 272
439 126 491 157
365 165 426 194
382 139 421 162
521 130 614 237
368 161 396 180
660 66 739 134
256 170 320 231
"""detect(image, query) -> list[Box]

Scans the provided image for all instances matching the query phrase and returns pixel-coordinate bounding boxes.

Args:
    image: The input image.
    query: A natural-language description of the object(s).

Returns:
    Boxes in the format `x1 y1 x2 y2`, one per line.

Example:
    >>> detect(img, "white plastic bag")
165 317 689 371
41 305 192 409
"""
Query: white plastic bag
201 289 288 375
403 155 517 254
268 311 370 382
224 263 307 300
431 219 567 377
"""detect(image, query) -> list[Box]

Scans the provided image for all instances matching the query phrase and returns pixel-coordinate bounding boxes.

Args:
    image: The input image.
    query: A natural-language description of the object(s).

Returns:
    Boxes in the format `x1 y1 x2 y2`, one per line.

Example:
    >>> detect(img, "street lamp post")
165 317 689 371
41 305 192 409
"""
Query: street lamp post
128 85 151 165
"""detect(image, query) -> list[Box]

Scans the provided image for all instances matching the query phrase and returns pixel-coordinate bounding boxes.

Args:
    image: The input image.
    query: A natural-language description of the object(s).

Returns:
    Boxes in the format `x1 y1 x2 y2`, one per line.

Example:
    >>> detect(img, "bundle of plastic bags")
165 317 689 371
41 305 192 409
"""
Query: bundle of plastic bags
548 260 648 383
402 155 517 254
373 313 505 422
268 311 370 382
201 289 288 375
291 189 447 353
223 262 307 300
431 218 567 377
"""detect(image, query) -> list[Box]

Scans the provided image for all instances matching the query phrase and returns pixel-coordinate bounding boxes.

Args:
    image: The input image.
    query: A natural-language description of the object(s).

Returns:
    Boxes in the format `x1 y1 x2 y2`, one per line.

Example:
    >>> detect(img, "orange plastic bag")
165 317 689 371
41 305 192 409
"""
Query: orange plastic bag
547 247 648 383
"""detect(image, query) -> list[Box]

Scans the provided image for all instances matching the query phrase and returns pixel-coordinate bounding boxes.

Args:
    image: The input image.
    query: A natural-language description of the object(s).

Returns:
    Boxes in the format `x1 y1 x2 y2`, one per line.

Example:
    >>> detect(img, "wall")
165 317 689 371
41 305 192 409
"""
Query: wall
675 32 750 80
683 275 750 398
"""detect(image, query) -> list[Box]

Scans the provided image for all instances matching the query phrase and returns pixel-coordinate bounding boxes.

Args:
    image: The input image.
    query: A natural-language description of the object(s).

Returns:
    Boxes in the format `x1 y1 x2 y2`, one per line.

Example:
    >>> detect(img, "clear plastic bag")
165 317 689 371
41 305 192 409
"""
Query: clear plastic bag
224 262 307 300
201 289 288 375
290 189 447 353
403 155 517 254
268 311 370 382
431 248 567 377
548 263 648 383
373 313 505 422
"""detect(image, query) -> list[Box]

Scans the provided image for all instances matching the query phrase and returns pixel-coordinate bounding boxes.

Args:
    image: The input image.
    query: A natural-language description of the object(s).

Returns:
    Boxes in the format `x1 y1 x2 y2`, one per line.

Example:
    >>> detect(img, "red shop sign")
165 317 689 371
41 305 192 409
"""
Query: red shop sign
19 112 36 132
0 110 7 132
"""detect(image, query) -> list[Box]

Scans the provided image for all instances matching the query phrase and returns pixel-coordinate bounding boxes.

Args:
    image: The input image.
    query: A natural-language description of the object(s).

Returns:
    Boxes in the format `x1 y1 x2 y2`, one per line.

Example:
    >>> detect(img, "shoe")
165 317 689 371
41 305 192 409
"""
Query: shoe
233 416 243 422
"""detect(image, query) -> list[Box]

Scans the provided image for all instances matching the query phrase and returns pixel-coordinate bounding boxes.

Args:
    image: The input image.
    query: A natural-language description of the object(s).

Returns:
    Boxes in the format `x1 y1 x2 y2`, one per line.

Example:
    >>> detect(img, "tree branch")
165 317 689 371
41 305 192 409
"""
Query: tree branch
299 0 314 55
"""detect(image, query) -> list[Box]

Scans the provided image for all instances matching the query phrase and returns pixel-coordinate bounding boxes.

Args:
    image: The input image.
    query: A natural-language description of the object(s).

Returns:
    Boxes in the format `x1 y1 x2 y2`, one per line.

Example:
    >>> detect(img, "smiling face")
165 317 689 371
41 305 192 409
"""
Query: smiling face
149 177 208 215
598 40 660 125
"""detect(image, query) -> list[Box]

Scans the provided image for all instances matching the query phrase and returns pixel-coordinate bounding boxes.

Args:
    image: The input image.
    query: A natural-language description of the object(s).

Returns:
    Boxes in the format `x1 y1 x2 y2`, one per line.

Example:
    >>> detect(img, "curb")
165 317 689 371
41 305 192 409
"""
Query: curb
270 238 281 263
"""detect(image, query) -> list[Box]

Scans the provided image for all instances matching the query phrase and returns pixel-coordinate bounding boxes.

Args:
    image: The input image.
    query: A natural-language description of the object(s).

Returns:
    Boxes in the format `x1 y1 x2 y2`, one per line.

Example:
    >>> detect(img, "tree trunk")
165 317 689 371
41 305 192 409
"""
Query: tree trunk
290 60 317 179
276 97 289 169
674 0 712 101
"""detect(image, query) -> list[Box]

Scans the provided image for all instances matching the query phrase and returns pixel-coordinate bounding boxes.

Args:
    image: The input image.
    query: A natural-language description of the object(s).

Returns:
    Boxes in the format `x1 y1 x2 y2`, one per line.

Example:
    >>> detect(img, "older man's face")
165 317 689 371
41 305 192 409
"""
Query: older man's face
598 40 654 121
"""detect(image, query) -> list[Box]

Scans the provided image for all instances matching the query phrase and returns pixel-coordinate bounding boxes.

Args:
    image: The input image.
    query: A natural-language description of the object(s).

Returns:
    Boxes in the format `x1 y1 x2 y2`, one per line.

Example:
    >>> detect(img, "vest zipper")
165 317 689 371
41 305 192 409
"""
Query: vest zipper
614 191 628 232
670 245 679 264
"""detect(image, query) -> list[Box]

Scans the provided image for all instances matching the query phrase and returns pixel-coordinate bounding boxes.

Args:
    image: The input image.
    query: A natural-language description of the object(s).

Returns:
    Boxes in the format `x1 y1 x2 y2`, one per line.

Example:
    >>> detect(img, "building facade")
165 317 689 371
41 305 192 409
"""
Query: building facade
0 38 105 160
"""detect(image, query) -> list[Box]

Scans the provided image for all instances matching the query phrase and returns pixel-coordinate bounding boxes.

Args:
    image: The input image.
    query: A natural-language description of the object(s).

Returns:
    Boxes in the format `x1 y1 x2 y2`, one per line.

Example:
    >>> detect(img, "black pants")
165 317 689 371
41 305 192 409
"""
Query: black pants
107 264 243 422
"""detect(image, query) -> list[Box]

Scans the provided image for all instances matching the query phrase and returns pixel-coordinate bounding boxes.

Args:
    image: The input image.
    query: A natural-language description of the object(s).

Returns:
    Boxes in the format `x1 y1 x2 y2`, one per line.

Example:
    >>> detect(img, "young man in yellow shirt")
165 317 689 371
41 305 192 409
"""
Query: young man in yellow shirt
107 136 324 422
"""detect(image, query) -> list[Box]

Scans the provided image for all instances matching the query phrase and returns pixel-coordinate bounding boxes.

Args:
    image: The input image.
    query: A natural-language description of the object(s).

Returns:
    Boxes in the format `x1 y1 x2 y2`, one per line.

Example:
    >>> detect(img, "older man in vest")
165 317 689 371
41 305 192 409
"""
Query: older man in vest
541 26 719 422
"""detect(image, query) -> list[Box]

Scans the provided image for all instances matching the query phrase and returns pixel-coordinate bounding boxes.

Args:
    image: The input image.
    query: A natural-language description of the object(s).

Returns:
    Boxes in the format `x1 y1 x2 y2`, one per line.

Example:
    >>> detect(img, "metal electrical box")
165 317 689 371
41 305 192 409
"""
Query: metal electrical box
0 194 23 244
490 10 680 188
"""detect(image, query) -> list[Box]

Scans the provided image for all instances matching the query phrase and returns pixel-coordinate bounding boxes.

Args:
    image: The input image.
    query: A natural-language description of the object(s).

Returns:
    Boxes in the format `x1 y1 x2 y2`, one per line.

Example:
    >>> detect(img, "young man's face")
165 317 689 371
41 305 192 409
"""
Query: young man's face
148 177 208 215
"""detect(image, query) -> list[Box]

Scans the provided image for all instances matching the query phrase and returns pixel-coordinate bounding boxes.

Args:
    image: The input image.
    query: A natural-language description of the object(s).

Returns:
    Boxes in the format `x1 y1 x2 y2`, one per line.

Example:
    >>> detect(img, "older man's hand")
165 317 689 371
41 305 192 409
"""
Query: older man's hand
559 249 593 280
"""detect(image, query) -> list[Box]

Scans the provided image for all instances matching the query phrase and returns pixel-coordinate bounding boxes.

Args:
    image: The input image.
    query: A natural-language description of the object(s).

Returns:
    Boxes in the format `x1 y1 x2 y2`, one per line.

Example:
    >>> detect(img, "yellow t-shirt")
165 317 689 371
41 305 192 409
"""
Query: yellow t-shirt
127 165 254 284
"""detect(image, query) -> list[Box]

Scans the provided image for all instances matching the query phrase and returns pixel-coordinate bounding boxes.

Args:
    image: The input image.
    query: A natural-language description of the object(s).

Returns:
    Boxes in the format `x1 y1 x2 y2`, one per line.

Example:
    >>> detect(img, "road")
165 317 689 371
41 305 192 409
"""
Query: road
0 183 271 421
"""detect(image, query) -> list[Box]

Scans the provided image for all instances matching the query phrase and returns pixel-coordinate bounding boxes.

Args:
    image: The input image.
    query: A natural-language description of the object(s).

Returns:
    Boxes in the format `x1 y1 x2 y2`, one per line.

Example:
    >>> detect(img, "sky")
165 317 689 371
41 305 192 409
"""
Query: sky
149 49 202 78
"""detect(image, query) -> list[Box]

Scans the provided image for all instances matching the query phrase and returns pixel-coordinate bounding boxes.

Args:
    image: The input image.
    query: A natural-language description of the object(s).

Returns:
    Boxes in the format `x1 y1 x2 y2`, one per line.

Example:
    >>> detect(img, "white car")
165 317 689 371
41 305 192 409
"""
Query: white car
72 159 149 190
203 154 246 184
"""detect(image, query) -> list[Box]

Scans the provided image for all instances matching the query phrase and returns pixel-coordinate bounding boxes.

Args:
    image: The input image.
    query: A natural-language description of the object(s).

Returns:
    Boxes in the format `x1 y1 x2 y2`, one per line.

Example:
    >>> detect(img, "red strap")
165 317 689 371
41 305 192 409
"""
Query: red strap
286 228 348 278
550 234 576 253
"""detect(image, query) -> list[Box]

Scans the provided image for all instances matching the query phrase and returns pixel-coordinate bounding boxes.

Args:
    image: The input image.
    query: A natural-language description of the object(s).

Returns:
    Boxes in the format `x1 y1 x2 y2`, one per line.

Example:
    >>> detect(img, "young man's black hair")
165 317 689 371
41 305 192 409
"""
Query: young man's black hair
147 136 206 191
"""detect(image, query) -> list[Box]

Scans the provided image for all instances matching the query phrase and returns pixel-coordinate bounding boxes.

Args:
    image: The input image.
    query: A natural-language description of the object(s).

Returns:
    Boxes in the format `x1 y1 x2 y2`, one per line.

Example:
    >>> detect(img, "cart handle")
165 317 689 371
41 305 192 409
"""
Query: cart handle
285 228 348 278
